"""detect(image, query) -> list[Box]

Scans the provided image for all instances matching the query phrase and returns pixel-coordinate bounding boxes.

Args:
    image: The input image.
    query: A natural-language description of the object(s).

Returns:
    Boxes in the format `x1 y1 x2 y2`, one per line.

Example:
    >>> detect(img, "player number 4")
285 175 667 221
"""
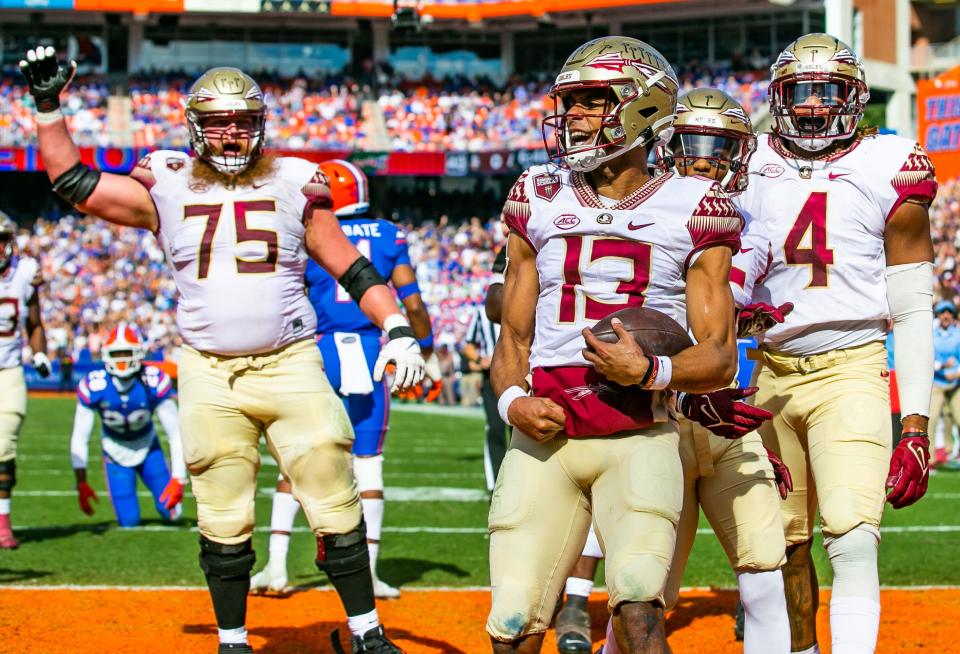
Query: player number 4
784 191 834 288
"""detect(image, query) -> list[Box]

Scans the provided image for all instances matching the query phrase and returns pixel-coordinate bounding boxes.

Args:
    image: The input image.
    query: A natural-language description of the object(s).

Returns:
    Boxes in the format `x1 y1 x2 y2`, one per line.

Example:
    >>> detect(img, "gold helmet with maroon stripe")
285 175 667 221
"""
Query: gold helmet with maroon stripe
660 88 757 193
769 33 869 151
542 36 679 172
185 67 266 175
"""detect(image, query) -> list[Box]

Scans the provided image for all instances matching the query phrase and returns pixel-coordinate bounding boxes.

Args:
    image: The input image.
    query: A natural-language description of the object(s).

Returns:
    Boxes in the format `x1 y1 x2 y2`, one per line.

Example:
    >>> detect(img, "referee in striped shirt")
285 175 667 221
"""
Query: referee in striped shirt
466 247 508 492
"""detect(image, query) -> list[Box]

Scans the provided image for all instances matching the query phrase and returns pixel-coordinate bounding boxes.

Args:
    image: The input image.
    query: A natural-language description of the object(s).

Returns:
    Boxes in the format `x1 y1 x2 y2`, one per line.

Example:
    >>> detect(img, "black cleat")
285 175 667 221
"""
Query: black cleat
733 600 745 641
330 626 404 653
218 643 254 654
556 601 592 654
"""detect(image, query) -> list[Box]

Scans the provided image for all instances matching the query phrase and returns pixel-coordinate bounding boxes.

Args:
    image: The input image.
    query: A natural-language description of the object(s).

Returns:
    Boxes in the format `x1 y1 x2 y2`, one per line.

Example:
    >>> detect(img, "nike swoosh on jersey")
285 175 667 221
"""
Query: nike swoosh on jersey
828 172 850 180
627 222 654 230
739 247 754 254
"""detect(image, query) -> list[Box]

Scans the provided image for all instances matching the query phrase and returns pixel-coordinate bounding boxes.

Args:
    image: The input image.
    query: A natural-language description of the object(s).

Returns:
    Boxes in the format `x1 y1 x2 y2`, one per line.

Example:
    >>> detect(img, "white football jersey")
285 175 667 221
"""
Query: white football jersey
739 134 937 355
729 205 773 308
505 165 743 370
138 152 332 356
0 257 39 370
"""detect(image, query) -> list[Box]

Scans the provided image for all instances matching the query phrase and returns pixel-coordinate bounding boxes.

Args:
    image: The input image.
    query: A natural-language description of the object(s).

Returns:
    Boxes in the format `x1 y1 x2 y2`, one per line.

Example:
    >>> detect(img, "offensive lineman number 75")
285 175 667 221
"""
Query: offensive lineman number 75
184 200 279 279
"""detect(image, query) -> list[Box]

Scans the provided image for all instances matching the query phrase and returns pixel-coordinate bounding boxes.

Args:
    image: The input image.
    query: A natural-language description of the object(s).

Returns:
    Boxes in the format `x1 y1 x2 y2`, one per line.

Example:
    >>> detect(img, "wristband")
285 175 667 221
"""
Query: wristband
642 356 672 391
497 385 527 425
396 281 421 300
35 108 64 125
417 333 434 350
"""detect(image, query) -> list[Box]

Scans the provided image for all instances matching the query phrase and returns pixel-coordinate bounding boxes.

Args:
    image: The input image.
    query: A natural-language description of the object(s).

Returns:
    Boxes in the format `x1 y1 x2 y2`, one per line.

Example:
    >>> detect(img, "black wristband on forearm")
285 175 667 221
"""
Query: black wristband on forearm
338 256 387 305
51 161 101 205
388 325 415 340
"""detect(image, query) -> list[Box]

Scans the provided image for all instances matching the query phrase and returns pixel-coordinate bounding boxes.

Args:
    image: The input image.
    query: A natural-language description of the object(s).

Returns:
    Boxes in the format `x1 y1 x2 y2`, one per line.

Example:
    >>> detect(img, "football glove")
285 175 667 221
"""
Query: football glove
374 329 424 393
679 387 773 440
159 478 184 510
886 435 930 509
765 447 793 500
423 352 442 382
19 46 76 113
32 352 51 378
77 481 98 516
737 302 794 339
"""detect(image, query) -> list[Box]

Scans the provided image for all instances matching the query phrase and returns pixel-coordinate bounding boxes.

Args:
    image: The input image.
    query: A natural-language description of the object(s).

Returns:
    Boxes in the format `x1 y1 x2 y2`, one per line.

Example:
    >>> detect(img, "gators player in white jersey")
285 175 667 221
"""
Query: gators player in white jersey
251 159 436 599
0 212 50 549
22 49 422 654
489 37 743 654
69 323 186 527
738 34 937 654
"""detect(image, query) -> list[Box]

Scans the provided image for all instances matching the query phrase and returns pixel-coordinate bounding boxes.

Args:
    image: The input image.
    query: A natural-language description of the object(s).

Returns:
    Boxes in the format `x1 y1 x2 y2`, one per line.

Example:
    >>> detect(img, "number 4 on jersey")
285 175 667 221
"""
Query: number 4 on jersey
784 191 834 288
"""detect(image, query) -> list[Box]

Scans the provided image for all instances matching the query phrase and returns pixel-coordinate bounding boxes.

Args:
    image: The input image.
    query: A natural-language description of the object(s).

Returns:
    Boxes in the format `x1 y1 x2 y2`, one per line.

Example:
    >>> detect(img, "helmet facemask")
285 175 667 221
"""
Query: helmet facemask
187 110 265 176
770 75 868 152
102 345 144 379
661 128 756 193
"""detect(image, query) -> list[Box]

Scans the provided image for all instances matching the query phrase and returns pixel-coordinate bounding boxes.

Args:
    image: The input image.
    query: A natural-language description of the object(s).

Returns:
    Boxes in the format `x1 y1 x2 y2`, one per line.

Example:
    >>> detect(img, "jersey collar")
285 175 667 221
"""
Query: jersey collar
571 171 673 211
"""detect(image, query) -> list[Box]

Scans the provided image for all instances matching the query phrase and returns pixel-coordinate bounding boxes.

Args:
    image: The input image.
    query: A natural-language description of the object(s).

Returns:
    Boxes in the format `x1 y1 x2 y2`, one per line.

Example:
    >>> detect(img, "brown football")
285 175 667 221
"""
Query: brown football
590 307 693 356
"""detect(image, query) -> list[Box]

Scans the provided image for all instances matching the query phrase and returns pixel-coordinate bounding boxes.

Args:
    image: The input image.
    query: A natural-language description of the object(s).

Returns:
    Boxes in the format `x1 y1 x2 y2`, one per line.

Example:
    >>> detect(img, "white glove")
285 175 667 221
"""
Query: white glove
424 353 442 381
32 352 51 378
373 315 425 392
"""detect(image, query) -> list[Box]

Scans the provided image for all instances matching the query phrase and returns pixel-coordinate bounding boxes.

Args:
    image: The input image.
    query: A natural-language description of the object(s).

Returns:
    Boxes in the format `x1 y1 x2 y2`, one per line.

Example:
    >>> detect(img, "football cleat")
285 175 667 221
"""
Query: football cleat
249 565 289 595
0 529 19 549
372 577 401 599
217 643 253 653
330 626 404 654
733 600 745 641
556 602 592 654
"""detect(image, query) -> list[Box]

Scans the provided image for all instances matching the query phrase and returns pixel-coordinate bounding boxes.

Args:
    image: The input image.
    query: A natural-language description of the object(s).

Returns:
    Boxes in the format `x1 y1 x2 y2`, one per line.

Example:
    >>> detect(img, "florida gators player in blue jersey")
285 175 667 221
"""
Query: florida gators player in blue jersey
251 160 437 599
69 323 186 526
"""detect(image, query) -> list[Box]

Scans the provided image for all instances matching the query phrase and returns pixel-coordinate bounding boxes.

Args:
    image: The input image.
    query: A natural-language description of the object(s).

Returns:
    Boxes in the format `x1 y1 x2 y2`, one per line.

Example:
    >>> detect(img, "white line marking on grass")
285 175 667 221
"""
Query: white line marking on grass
10 524 488 534
390 403 484 418
14 486 488 502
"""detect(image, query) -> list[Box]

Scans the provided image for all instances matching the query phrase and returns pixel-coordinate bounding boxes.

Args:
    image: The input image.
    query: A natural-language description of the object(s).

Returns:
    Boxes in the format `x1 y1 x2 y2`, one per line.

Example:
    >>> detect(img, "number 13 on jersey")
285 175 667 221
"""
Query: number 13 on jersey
559 234 652 323
784 191 834 288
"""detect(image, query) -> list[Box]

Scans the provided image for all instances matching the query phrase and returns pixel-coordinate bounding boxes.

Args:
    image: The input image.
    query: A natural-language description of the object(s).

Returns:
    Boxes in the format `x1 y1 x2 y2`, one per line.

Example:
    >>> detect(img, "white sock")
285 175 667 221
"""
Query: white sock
565 575 594 599
269 491 299 533
737 569 790 654
347 608 380 637
582 524 603 558
368 541 380 577
826 525 881 654
361 497 384 541
268 532 290 573
0 498 10 515
218 626 248 645
830 597 881 654
794 647 820 654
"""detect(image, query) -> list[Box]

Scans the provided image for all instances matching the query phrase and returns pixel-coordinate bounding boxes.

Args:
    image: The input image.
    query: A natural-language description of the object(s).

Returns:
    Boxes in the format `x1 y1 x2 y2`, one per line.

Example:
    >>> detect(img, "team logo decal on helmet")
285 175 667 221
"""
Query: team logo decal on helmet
768 33 869 152
185 67 266 176
102 323 145 379
542 36 679 173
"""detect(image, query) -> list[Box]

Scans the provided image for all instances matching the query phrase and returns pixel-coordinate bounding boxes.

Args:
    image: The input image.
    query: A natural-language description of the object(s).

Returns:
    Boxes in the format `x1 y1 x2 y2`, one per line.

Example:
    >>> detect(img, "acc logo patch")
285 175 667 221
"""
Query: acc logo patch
166 158 185 172
554 214 580 230
760 163 784 178
534 173 562 202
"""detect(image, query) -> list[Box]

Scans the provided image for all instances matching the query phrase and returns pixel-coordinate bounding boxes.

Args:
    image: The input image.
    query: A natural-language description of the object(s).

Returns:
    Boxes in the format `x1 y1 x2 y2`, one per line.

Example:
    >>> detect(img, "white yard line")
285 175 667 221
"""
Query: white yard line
12 486 489 502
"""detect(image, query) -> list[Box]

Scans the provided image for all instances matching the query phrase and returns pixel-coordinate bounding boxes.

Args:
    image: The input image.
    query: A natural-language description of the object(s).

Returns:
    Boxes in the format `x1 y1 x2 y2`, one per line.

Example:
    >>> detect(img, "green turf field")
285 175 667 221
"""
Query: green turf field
1 396 958 589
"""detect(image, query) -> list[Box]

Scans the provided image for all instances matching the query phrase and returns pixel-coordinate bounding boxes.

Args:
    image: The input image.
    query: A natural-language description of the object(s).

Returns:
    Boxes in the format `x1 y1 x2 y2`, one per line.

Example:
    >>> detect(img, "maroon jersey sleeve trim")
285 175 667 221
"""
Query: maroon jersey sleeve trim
684 183 744 271
887 143 938 223
502 171 536 251
301 167 334 224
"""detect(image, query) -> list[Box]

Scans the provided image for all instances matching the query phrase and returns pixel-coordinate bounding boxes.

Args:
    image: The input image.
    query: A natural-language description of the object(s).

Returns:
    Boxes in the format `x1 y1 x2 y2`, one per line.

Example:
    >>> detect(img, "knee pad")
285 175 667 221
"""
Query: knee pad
818 486 872 537
315 522 370 578
608 554 668 607
824 524 880 599
353 455 383 494
0 460 15 491
198 537 256 580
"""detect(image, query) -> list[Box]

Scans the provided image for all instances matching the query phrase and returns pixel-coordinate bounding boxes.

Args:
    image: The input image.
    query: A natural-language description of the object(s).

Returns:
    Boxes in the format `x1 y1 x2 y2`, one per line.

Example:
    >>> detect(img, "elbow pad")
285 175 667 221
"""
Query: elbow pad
52 161 101 205
338 256 387 305
886 262 934 418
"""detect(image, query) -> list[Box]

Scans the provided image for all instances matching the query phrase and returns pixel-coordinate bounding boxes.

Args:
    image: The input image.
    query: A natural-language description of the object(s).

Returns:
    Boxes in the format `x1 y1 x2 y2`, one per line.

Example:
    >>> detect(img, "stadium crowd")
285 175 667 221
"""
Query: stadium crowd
15 211 503 368
1 65 769 152
931 176 960 306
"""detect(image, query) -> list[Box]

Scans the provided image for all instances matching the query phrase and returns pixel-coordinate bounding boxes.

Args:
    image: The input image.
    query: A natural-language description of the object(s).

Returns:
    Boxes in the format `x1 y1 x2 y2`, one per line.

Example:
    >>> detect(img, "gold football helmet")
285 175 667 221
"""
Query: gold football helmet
0 211 16 272
769 33 869 151
542 36 679 172
185 67 266 175
660 88 757 193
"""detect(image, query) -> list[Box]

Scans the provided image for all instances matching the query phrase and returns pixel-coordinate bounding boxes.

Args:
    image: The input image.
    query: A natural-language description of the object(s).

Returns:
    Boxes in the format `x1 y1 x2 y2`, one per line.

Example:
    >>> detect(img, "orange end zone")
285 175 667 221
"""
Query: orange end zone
1 588 959 653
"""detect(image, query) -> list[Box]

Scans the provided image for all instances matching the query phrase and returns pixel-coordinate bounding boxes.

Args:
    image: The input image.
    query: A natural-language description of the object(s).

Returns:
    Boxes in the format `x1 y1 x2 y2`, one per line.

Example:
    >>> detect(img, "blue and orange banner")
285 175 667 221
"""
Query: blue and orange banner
917 65 960 182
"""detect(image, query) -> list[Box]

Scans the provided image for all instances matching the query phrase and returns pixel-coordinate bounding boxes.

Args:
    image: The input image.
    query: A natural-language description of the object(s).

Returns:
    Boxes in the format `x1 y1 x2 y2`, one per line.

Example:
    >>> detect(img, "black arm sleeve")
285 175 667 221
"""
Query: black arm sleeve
338 256 387 305
51 162 101 205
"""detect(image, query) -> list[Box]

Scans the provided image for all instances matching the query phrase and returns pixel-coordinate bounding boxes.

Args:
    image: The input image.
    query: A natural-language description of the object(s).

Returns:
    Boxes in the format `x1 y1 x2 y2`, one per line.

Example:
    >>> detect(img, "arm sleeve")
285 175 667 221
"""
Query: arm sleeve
70 403 96 470
155 398 186 480
886 261 935 417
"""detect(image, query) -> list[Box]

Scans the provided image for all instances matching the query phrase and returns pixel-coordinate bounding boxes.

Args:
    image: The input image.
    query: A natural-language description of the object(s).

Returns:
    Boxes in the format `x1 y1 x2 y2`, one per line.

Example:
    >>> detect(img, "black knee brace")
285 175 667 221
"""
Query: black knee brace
315 523 370 578
0 460 15 492
199 536 256 580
